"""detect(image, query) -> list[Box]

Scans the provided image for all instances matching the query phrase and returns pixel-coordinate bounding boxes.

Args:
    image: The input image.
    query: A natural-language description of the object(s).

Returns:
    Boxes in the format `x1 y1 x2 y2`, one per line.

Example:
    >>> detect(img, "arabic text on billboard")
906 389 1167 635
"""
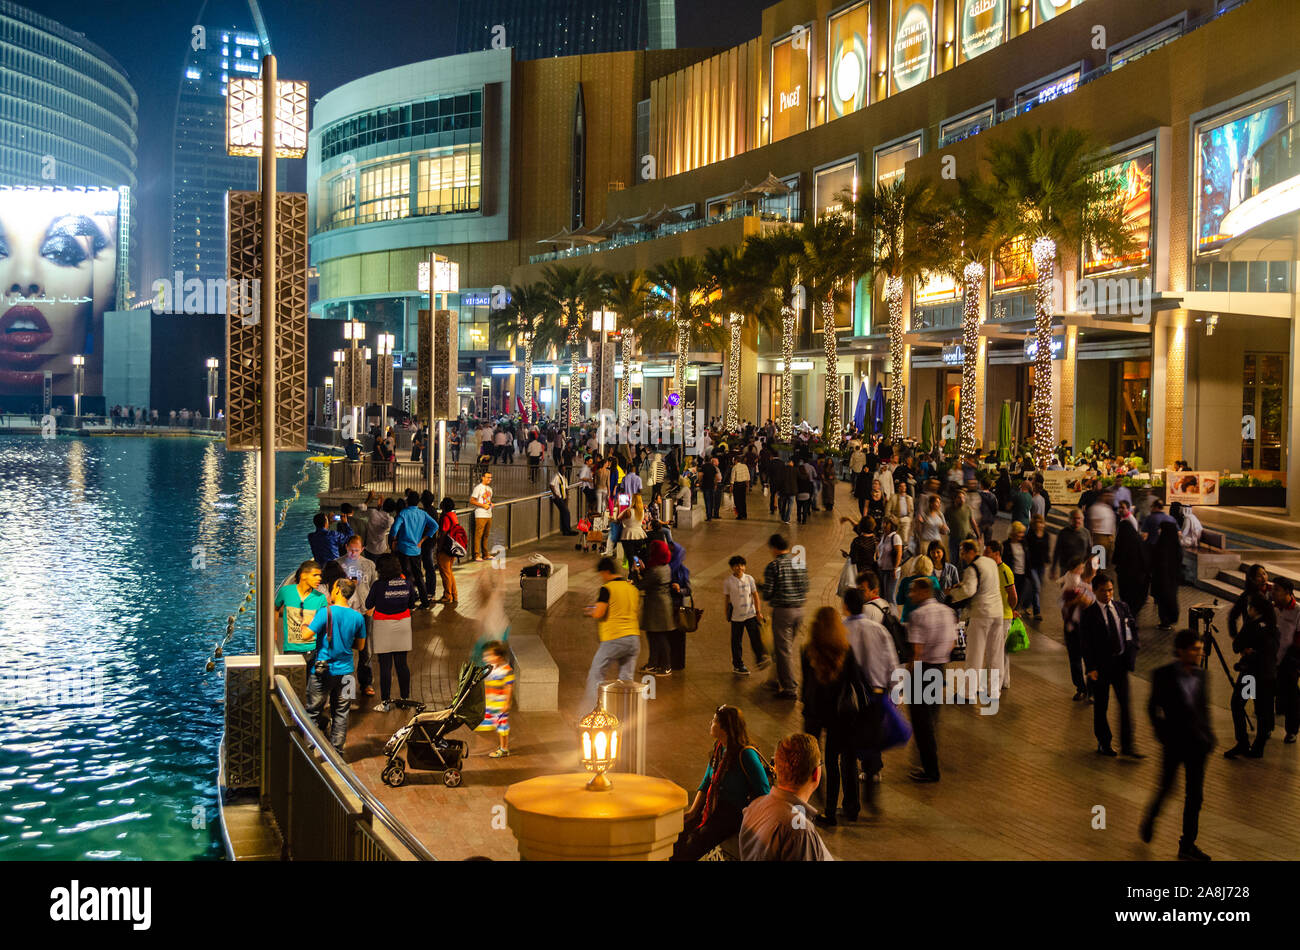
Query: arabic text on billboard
891 3 933 94
1083 147 1153 277
1195 93 1293 254
0 187 122 400
828 2 870 119
961 0 1005 63
771 31 811 143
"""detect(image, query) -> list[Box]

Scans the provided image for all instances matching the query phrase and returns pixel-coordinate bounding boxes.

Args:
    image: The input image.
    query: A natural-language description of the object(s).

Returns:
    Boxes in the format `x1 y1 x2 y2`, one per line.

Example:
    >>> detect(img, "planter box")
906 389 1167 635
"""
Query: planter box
675 504 706 528
1217 486 1286 508
520 562 568 612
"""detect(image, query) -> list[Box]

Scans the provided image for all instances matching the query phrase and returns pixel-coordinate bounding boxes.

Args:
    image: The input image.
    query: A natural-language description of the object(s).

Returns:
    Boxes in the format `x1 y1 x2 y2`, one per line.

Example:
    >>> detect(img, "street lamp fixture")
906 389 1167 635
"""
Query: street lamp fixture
206 357 220 420
578 701 620 791
71 354 85 419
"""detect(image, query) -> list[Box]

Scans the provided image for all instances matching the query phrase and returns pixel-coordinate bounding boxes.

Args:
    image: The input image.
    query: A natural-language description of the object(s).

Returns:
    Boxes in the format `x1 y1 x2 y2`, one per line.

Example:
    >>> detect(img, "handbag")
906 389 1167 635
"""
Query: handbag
675 591 704 633
1006 616 1030 653
877 696 913 750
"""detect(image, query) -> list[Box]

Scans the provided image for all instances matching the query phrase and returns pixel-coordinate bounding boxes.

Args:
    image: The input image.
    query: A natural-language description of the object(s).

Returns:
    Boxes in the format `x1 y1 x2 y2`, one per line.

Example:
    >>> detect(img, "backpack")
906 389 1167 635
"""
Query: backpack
876 532 901 571
446 520 469 558
835 655 883 751
868 597 910 663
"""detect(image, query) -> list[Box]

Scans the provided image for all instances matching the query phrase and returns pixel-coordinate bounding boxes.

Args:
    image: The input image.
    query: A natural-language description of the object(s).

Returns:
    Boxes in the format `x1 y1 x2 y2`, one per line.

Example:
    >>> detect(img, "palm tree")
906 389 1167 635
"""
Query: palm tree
981 127 1137 465
798 213 867 441
742 227 806 441
601 270 652 425
846 178 944 443
929 179 998 457
645 257 724 434
702 245 770 433
489 282 552 422
540 263 605 426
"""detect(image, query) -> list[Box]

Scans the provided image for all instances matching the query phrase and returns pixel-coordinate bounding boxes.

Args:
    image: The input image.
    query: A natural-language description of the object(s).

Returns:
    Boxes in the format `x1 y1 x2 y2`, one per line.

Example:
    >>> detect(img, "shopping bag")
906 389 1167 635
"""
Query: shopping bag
877 697 913 750
759 616 774 655
1006 616 1030 653
836 556 858 598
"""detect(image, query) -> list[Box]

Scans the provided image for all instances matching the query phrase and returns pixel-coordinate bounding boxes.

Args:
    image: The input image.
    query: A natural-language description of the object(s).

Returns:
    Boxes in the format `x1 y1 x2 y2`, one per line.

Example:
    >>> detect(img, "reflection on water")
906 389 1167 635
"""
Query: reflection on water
0 435 322 859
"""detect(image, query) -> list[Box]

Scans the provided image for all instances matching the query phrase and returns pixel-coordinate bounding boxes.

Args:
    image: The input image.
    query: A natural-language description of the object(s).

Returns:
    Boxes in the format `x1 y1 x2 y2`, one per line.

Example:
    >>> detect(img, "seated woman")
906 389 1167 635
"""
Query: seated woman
670 705 771 861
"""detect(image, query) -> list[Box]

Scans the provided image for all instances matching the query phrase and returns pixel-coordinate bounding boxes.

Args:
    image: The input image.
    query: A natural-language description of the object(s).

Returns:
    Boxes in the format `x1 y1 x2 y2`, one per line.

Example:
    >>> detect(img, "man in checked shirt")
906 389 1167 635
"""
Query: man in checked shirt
762 533 808 699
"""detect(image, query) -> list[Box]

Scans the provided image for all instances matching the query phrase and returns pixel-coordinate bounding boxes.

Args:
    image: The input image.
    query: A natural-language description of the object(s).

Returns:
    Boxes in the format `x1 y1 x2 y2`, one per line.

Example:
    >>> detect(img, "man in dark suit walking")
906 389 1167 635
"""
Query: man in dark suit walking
1080 572 1144 758
1140 629 1214 861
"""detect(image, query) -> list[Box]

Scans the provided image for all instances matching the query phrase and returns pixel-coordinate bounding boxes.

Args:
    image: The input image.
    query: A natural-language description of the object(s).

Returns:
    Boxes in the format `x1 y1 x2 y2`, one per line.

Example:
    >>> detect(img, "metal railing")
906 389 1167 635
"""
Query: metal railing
267 674 435 861
0 413 224 435
325 457 564 504
529 208 804 264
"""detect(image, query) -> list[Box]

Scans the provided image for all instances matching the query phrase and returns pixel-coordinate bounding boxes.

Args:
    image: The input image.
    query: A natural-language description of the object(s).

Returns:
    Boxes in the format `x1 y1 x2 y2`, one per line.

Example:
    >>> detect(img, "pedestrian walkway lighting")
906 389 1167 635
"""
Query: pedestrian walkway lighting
578 702 620 790
71 354 85 417
206 357 220 420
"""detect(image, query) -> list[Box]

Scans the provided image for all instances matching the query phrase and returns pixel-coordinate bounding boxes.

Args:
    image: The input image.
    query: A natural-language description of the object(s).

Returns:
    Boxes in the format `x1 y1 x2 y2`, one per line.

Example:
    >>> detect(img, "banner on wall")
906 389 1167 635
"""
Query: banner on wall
1168 471 1220 507
1042 469 1090 506
1195 91 1293 254
875 136 922 188
814 160 858 221
770 29 811 143
960 0 1006 63
993 235 1037 292
828 2 871 119
891 2 934 94
1083 146 1154 277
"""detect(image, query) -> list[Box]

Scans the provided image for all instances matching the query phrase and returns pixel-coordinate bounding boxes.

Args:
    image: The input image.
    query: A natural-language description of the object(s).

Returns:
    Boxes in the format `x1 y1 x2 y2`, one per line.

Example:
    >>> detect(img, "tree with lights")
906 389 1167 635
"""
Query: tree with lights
601 270 652 427
741 227 806 441
489 282 554 423
643 257 724 434
540 264 605 427
981 127 1136 466
703 245 773 434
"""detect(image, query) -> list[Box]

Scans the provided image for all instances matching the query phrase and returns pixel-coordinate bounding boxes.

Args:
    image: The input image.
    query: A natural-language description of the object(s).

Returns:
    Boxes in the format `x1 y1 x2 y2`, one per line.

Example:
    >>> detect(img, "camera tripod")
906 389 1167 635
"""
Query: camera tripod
1189 602 1251 730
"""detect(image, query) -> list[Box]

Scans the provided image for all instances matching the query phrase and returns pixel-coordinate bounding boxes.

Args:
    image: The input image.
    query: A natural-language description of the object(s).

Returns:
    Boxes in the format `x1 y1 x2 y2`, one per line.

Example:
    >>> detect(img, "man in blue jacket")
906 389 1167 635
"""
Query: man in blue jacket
390 490 437 608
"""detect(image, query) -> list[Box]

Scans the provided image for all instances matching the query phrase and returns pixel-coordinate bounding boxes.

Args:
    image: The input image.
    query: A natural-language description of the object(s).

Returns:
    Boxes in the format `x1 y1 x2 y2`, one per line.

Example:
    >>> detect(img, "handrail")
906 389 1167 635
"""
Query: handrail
272 674 436 860
528 208 804 264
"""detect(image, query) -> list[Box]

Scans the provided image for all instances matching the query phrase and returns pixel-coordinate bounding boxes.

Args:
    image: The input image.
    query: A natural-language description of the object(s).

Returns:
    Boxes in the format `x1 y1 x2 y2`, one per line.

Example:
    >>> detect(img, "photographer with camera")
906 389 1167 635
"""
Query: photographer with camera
1224 591 1279 760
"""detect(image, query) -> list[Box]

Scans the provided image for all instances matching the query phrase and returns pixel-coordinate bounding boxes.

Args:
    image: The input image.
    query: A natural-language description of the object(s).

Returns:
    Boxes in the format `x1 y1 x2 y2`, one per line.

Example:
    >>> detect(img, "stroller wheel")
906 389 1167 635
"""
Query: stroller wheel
381 758 405 788
442 768 462 788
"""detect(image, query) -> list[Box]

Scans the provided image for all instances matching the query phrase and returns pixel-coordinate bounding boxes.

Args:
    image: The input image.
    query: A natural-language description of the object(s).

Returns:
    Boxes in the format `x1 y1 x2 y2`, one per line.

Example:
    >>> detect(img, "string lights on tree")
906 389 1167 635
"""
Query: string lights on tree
1031 236 1057 466
779 305 795 442
520 315 534 424
960 260 984 457
726 312 743 433
885 275 905 441
822 299 841 439
620 324 634 427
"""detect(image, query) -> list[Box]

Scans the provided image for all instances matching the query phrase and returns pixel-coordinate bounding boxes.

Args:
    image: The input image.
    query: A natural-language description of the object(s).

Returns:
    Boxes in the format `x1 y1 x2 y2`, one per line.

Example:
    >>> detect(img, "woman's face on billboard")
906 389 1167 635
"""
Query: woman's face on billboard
0 191 115 394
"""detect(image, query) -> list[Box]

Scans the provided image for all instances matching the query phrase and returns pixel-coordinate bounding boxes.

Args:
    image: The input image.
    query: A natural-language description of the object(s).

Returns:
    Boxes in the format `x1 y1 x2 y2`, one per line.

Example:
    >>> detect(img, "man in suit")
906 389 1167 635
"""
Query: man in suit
1140 629 1214 861
1080 572 1144 758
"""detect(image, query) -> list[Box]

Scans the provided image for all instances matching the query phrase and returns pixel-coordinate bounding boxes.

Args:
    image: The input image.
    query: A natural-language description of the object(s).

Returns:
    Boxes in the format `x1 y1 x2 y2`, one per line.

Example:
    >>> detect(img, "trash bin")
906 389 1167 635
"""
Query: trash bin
598 678 650 774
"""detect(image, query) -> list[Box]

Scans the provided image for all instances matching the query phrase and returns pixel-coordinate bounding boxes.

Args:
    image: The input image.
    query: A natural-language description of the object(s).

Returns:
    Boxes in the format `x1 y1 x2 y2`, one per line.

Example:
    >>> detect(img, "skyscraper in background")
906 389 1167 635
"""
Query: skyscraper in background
168 24 263 283
455 0 676 60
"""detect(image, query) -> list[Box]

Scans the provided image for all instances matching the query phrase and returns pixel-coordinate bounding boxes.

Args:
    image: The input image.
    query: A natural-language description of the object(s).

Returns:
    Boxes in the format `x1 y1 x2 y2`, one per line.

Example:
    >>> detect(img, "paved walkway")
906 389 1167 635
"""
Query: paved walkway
342 495 1300 861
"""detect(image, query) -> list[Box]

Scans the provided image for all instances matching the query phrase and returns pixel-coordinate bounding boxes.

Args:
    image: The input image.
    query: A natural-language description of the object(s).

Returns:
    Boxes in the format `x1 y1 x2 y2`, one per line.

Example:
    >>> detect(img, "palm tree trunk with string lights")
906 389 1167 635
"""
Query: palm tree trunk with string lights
674 320 689 434
821 297 840 440
885 275 905 442
1030 237 1056 466
568 326 581 427
725 314 742 434
780 306 795 442
522 332 534 424
620 327 634 427
959 262 984 457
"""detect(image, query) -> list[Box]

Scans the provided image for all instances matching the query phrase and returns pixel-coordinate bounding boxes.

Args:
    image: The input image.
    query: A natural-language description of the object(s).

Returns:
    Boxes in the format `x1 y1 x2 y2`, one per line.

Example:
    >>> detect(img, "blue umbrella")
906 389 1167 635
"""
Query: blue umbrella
871 382 885 434
853 381 868 433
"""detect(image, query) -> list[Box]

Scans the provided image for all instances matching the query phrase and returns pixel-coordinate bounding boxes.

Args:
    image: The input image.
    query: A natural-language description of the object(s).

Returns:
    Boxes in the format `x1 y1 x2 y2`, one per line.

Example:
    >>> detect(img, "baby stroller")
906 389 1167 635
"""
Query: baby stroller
380 662 489 788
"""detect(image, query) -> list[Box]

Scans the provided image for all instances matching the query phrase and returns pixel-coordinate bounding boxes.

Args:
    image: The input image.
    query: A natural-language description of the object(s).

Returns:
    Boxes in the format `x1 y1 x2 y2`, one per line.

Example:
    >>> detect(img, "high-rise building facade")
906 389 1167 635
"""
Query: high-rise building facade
455 0 676 60
0 0 137 189
168 25 263 282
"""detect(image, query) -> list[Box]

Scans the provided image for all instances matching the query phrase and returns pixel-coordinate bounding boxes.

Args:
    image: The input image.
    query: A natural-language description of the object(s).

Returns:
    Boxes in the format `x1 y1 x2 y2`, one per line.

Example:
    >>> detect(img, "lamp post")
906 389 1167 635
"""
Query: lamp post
70 354 84 419
577 701 621 791
206 357 219 421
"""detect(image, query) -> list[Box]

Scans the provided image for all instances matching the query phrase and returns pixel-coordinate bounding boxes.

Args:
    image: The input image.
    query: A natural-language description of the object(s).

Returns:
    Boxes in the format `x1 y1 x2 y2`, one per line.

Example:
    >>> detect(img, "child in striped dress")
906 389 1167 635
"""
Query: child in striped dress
477 641 515 758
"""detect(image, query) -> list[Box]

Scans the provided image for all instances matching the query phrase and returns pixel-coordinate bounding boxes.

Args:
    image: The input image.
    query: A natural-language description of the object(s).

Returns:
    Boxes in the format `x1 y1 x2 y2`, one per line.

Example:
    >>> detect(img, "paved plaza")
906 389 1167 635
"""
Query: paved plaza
342 500 1300 861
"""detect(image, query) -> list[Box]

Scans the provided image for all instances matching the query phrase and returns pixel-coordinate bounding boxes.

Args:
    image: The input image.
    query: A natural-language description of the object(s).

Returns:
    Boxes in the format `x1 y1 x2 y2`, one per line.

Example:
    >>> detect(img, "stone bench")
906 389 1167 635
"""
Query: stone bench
675 504 706 528
521 562 568 611
510 634 559 712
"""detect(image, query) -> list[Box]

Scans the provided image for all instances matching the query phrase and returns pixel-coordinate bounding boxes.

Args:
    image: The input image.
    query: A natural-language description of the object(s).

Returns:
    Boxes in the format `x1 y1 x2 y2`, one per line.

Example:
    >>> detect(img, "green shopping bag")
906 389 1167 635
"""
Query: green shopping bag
1006 616 1030 654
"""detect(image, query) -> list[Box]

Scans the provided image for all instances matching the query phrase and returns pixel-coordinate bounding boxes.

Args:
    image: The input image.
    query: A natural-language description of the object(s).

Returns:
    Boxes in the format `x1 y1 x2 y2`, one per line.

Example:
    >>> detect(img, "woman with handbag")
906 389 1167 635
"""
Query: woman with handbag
668 540 693 670
801 607 869 827
435 497 461 605
670 705 771 861
638 541 676 677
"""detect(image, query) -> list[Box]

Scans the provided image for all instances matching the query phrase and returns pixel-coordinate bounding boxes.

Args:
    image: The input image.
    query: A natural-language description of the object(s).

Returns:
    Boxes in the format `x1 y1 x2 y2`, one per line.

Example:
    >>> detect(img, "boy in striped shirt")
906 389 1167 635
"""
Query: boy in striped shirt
477 641 515 758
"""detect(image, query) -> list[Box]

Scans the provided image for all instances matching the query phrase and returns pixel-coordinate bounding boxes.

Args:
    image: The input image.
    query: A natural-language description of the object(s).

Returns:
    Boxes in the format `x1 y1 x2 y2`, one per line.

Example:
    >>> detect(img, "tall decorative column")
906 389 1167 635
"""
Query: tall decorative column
1163 315 1187 471
1057 325 1079 454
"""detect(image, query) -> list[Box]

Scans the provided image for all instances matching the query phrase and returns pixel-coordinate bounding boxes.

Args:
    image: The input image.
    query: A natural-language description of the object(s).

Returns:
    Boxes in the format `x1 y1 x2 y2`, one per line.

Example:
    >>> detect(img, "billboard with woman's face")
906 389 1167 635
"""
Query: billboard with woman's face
0 187 122 399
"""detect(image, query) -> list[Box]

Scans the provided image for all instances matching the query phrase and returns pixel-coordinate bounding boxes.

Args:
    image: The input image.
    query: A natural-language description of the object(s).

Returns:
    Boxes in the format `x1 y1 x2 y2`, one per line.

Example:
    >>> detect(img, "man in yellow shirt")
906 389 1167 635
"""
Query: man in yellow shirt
985 539 1018 695
580 556 644 713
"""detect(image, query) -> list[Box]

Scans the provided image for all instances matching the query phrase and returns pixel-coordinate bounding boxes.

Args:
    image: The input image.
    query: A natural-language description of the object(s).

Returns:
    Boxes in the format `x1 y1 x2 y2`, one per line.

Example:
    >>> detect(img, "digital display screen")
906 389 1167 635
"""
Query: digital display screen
891 2 934 94
828 2 870 119
1083 147 1153 277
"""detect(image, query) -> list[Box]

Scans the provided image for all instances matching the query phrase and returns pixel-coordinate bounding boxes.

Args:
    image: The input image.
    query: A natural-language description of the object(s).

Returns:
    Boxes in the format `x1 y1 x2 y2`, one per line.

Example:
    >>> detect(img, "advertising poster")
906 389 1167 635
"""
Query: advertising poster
1195 92 1293 253
993 235 1037 292
891 2 934 94
814 160 858 221
875 135 922 188
915 271 959 305
1037 0 1084 24
828 2 871 119
770 30 811 143
0 186 123 401
1042 468 1089 506
1167 470 1220 507
960 0 1006 63
1083 146 1154 277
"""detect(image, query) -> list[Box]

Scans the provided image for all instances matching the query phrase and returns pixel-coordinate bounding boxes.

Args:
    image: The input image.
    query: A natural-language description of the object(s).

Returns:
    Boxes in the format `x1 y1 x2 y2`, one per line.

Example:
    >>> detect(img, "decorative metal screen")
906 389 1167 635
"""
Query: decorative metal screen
417 308 459 422
226 191 309 451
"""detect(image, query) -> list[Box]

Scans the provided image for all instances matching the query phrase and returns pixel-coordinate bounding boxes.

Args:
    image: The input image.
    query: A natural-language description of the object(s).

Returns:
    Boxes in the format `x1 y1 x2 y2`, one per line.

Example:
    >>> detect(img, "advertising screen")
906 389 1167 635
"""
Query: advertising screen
993 235 1037 292
1195 92 1293 254
1083 146 1154 277
1015 68 1081 113
1036 0 1084 24
891 2 934 95
915 271 959 306
875 135 922 187
828 2 871 119
770 29 811 143
960 0 1006 63
815 160 858 221
0 187 123 401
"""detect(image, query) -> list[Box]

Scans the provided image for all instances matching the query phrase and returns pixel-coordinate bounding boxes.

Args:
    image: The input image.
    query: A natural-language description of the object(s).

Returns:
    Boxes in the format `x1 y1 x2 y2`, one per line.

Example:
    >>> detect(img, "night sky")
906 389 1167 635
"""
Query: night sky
20 0 767 285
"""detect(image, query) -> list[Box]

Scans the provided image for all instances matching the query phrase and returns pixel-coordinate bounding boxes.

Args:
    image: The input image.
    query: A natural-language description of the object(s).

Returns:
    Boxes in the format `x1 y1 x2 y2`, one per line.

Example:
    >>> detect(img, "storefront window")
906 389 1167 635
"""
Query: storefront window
416 144 482 216
1242 353 1286 471
1120 360 1149 458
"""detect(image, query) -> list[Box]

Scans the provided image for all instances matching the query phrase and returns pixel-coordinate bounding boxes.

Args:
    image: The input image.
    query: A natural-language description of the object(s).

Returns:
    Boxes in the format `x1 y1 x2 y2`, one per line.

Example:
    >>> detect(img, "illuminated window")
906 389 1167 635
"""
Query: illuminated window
357 160 410 222
416 144 482 216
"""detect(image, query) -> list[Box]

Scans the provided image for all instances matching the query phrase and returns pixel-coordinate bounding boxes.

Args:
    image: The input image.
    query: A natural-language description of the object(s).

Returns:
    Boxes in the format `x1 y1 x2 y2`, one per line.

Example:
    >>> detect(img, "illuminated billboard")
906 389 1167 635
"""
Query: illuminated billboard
828 2 870 119
1036 0 1084 23
891 2 934 94
770 29 811 143
915 271 959 306
0 187 124 399
815 159 858 221
1083 146 1154 277
1195 91 1293 254
960 0 1006 63
875 135 922 187
994 235 1037 292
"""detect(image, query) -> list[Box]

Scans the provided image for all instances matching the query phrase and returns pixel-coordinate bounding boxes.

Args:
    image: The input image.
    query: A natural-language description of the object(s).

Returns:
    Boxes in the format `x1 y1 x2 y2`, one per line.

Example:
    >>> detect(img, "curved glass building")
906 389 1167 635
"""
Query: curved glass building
0 0 138 189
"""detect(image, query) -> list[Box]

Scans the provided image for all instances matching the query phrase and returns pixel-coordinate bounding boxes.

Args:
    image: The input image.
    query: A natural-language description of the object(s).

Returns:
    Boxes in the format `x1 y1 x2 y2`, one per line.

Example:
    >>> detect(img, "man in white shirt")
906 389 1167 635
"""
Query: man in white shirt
849 445 867 476
358 494 394 560
1087 489 1118 563
469 471 494 560
525 435 545 483
550 468 577 535
493 427 509 462
1117 500 1140 533
723 555 769 674
904 578 957 783
947 539 1005 701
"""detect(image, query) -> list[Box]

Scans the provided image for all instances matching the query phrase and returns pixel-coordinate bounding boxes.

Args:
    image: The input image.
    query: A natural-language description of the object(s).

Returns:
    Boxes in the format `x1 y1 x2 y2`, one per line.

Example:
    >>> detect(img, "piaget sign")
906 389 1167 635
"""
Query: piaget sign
892 3 933 93
960 0 1005 62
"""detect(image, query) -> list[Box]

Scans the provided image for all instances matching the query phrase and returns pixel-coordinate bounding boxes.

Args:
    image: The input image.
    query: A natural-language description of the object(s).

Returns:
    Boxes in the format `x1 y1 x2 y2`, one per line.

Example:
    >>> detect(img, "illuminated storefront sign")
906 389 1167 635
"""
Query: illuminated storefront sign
942 343 965 365
875 135 922 187
1082 145 1154 277
1195 91 1293 254
891 2 934 94
915 271 960 306
814 159 859 221
770 29 811 143
960 0 1005 63
828 2 871 119
1037 0 1085 24
1024 334 1064 361
1015 67 1081 113
994 235 1037 292
939 104 996 147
